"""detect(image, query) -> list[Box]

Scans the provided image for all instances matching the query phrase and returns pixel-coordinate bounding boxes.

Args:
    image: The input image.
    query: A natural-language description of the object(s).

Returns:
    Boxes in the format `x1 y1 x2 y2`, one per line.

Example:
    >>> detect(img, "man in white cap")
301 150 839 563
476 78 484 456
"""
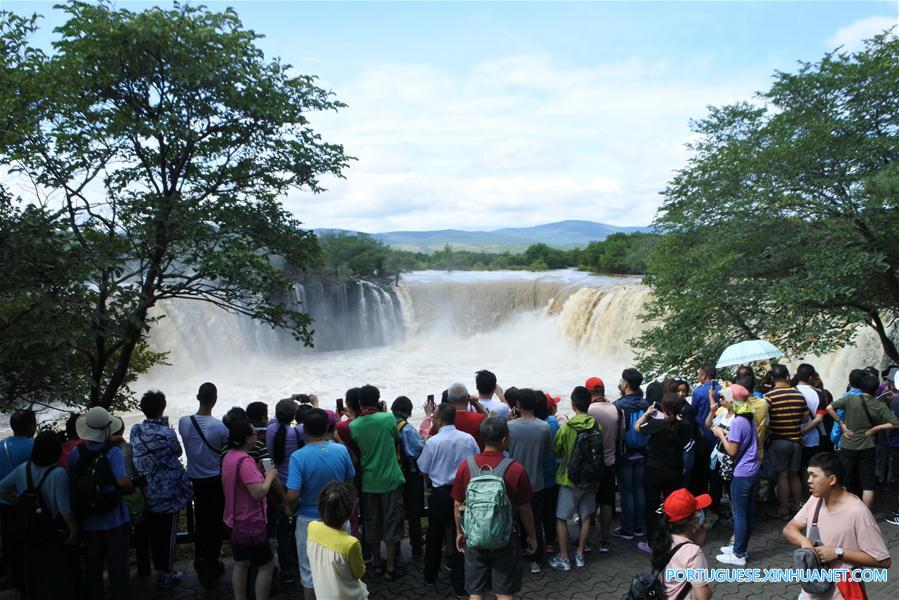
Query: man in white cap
69 406 134 600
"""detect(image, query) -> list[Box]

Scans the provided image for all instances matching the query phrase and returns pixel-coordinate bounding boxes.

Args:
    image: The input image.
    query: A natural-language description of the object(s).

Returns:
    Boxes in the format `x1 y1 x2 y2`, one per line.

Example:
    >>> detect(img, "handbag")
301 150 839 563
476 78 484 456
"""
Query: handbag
793 498 834 596
228 456 268 547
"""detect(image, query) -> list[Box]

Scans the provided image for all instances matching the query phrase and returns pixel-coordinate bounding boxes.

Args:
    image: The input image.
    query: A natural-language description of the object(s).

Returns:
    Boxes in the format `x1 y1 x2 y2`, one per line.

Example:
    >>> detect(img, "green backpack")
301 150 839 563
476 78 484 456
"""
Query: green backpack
462 456 514 550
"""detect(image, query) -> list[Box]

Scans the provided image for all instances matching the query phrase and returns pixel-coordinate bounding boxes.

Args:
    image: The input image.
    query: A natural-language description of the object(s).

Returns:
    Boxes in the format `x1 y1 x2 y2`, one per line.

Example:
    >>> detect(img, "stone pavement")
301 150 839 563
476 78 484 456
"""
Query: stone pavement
126 503 899 600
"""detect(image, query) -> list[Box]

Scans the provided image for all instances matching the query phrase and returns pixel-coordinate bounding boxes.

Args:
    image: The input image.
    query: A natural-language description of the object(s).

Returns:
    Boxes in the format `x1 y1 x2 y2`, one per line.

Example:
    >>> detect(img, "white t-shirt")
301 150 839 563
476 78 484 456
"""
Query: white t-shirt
479 398 510 419
796 384 820 447
178 414 229 479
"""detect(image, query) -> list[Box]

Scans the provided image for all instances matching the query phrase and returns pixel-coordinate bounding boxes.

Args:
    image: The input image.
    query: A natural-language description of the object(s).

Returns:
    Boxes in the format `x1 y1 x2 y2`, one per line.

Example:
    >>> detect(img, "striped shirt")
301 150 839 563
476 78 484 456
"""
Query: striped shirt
765 386 808 443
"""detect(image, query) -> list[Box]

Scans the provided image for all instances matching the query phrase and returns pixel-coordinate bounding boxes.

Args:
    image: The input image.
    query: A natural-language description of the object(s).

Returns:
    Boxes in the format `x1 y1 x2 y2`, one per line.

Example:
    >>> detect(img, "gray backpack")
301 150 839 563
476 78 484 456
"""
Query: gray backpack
792 498 834 596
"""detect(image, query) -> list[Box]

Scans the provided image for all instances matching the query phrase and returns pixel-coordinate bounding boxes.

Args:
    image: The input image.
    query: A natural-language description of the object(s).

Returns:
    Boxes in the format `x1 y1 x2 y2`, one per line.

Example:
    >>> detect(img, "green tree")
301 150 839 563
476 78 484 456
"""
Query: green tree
635 31 899 376
0 2 350 409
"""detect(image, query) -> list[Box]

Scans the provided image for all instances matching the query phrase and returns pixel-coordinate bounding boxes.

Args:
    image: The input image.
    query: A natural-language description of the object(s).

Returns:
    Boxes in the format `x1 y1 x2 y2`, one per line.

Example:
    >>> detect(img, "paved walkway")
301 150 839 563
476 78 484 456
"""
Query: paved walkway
126 502 899 600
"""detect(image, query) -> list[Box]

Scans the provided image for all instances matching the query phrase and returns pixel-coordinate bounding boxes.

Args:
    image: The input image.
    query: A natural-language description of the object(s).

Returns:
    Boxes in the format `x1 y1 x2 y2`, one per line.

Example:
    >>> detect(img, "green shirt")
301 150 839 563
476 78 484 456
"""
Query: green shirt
831 393 899 451
348 411 405 493
552 413 597 488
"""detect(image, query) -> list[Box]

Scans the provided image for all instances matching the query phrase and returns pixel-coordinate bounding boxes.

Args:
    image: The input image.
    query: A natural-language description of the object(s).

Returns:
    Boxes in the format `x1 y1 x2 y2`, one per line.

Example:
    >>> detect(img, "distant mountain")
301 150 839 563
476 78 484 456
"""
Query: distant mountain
316 220 650 253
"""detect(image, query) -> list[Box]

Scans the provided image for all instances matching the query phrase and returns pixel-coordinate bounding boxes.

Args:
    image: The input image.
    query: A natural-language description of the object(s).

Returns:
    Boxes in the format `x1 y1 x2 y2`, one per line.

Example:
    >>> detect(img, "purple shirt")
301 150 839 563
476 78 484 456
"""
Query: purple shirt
728 416 759 478
265 420 305 484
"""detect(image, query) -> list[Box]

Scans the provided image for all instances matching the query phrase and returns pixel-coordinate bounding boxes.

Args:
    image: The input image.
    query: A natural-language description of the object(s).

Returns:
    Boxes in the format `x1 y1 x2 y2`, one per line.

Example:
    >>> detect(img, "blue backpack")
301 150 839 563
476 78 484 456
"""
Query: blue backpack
619 407 650 451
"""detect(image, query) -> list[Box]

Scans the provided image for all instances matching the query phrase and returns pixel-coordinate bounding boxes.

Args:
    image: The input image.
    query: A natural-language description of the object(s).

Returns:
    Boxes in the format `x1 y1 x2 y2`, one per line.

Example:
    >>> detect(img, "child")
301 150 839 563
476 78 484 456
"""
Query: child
307 482 368 600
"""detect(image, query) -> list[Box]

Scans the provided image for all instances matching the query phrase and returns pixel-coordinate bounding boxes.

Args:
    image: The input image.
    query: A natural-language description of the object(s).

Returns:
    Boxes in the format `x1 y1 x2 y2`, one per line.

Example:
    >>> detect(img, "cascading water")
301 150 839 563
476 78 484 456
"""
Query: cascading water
139 269 893 425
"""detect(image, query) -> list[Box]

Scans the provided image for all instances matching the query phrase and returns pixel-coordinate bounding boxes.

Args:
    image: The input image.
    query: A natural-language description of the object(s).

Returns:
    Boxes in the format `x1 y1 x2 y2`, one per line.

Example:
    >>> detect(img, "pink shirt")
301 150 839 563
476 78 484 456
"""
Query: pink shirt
791 493 890 600
222 450 266 529
662 534 710 600
587 402 619 466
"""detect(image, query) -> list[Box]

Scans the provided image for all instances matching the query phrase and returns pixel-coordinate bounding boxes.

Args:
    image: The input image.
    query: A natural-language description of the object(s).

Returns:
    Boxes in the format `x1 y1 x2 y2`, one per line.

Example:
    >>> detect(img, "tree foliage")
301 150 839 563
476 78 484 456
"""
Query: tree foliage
0 2 350 410
634 30 899 376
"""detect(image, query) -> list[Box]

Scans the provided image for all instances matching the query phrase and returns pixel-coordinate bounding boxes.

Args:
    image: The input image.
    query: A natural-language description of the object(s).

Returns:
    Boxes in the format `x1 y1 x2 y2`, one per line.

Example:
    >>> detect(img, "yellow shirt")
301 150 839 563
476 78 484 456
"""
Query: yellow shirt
306 520 368 600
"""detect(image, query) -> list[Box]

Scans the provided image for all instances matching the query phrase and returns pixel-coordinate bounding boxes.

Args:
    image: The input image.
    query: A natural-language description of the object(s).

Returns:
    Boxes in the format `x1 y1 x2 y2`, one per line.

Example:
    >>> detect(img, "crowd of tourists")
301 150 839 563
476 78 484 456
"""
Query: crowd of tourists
0 364 897 600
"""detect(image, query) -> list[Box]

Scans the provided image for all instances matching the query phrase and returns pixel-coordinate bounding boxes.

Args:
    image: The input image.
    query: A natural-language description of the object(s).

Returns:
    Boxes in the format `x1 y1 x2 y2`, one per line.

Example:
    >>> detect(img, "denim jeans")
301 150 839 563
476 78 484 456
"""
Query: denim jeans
730 473 759 558
617 459 645 534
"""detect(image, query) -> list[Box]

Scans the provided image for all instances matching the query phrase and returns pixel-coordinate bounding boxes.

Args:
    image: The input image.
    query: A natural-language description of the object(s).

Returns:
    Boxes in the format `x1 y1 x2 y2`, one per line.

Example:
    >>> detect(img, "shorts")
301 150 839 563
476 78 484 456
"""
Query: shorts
839 447 876 492
464 533 523 596
768 439 801 474
232 541 273 567
362 487 405 544
595 465 615 507
556 485 596 521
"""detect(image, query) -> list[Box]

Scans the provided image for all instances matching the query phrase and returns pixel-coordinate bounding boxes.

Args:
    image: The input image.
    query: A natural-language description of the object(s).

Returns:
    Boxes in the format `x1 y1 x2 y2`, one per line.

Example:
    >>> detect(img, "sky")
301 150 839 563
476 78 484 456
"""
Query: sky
5 1 899 232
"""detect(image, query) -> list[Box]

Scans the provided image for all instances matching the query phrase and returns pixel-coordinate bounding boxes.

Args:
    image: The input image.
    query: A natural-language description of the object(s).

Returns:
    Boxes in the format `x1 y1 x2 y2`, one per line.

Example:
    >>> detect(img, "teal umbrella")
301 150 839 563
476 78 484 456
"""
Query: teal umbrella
716 339 783 369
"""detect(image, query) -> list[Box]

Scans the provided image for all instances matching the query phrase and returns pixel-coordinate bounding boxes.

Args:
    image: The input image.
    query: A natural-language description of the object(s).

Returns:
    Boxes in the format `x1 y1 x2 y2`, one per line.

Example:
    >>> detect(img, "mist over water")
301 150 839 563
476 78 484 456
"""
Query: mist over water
138 269 888 428
140 270 645 425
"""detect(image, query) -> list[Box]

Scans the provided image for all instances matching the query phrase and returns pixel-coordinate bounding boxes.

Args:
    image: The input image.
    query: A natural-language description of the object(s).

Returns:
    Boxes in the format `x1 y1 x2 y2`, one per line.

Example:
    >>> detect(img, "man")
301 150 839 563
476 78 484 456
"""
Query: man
795 364 824 475
764 365 810 519
476 369 510 419
286 408 355 600
507 388 552 573
883 367 899 525
177 382 229 587
349 384 406 579
417 401 479 596
612 368 648 541
690 363 721 495
392 396 425 559
585 376 618 553
782 452 891 600
0 409 36 592
452 417 537 600
548 386 598 571
70 407 135 600
437 382 488 450
827 371 899 508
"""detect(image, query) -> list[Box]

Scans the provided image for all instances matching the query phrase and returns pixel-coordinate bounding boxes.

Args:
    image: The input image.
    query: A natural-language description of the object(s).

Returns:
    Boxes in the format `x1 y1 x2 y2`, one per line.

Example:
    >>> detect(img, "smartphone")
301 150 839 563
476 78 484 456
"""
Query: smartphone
261 458 273 472
427 394 435 407
336 398 345 414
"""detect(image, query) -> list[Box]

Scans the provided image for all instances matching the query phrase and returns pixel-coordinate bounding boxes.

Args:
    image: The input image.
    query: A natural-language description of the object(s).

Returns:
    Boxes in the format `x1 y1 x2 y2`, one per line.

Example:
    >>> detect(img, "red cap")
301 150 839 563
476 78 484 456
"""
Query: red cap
585 377 605 393
662 488 712 522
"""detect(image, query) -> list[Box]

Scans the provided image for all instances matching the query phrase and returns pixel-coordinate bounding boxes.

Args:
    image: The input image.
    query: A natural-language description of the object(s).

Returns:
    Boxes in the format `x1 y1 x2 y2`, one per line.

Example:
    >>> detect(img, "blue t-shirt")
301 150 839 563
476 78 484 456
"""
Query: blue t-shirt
178 415 229 479
0 436 34 506
286 441 355 519
542 416 561 487
0 462 71 518
68 442 130 532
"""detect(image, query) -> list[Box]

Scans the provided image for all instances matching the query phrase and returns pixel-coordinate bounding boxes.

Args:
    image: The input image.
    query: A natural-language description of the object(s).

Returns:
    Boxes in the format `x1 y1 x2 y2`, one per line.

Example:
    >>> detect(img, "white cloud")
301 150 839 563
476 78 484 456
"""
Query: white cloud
826 15 897 53
293 53 766 232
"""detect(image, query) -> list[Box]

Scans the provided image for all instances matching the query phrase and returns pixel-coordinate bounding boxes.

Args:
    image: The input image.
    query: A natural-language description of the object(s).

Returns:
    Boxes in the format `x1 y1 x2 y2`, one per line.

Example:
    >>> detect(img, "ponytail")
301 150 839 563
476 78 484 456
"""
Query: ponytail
273 418 288 465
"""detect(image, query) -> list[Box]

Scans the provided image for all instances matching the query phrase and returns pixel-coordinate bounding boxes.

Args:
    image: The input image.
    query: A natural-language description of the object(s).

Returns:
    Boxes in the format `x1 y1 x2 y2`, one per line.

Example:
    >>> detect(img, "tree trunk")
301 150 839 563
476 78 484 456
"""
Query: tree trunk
868 310 899 364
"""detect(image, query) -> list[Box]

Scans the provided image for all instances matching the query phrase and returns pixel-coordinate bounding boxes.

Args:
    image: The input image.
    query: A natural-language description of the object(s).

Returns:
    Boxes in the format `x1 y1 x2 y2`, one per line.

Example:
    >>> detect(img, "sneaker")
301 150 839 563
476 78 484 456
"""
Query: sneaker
548 554 572 572
610 527 634 540
529 561 542 574
574 554 586 568
885 511 899 526
157 571 184 588
583 543 592 553
716 550 747 566
719 545 733 555
637 541 652 554
598 541 610 553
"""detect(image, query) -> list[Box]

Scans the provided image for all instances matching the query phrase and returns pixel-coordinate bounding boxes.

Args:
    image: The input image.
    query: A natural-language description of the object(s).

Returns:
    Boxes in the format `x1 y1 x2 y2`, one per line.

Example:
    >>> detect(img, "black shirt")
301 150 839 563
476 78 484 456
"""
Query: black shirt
639 417 693 471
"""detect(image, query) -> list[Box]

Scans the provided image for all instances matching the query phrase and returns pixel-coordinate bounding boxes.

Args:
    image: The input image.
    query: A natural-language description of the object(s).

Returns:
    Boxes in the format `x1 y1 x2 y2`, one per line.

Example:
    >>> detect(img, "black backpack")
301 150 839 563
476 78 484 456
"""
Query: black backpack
10 462 61 543
70 443 120 516
625 541 693 600
567 424 604 488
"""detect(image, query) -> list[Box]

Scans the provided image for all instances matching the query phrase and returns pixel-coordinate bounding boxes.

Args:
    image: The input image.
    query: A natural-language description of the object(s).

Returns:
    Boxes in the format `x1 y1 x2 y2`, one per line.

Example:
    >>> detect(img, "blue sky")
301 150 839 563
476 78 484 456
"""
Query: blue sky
5 1 899 231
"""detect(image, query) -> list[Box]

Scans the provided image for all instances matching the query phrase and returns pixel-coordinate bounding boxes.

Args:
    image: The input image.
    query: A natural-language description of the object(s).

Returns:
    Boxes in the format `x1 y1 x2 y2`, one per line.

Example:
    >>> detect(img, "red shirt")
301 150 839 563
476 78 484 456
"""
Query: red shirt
336 419 360 459
431 411 487 450
451 450 533 506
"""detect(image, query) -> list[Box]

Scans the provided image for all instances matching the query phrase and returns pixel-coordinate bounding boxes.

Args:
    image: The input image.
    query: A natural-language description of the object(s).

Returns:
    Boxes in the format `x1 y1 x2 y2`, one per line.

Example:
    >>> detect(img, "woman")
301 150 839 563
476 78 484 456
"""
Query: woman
653 488 713 600
635 393 693 552
223 420 278 600
130 390 193 587
536 391 561 554
266 399 303 580
307 481 368 600
704 386 735 522
0 431 80 599
710 385 759 567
